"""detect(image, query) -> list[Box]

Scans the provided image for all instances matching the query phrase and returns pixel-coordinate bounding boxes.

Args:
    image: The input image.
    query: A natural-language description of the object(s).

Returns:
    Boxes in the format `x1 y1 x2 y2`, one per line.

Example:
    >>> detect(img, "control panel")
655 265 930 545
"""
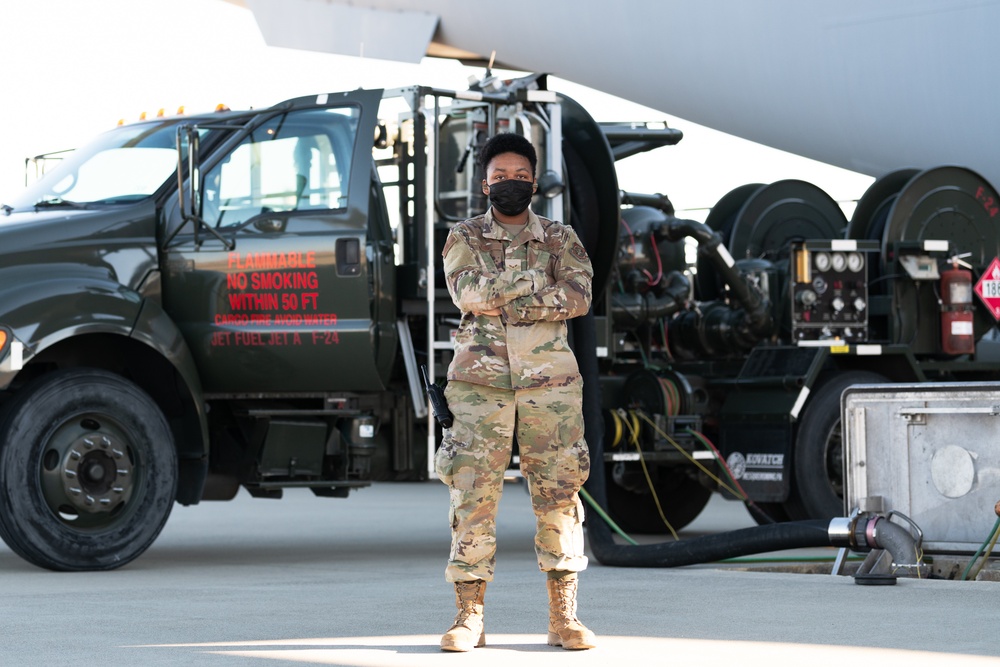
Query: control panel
791 240 879 343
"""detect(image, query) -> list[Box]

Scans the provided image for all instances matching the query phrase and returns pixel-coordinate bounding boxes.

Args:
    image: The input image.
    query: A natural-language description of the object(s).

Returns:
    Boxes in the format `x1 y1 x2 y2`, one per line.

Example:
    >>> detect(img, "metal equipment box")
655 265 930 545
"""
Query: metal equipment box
843 382 1000 553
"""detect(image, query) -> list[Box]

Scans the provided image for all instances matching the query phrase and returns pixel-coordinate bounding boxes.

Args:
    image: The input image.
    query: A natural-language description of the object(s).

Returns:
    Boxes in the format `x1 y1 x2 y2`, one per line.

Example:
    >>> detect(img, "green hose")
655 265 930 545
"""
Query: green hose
579 487 639 546
962 515 1000 581
721 555 864 564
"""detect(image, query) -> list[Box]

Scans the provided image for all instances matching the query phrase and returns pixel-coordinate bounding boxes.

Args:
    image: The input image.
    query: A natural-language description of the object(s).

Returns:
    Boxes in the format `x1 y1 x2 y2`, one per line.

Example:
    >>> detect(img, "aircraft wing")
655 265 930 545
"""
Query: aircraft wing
227 0 1000 187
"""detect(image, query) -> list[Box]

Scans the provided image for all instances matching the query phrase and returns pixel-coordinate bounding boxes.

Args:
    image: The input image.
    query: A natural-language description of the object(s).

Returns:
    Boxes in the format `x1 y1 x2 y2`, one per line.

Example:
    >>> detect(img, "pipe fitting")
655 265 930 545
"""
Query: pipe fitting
844 513 929 578
827 517 853 547
870 517 923 568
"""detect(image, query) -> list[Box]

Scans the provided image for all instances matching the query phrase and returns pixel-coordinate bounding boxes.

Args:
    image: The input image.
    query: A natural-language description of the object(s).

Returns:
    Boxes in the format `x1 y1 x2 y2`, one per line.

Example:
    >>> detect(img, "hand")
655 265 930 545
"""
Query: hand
475 308 502 317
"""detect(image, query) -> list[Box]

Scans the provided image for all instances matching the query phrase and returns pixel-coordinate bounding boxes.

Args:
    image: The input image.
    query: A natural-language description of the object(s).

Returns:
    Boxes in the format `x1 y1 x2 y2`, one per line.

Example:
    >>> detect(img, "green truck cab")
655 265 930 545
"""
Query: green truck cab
0 88 408 570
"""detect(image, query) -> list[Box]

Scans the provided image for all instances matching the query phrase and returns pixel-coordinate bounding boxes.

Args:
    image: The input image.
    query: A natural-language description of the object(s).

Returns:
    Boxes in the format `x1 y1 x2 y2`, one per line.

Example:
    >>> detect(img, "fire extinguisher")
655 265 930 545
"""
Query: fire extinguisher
940 262 975 355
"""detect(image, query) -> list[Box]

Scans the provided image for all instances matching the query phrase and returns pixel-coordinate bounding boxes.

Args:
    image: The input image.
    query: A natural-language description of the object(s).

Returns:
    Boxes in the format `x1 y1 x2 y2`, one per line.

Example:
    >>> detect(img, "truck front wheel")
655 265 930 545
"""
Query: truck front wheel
0 369 177 571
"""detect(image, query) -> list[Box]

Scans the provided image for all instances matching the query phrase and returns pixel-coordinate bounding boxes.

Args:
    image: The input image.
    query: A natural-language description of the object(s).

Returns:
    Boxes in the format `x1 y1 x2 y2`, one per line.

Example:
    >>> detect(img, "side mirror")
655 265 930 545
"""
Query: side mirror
176 125 201 221
166 125 233 250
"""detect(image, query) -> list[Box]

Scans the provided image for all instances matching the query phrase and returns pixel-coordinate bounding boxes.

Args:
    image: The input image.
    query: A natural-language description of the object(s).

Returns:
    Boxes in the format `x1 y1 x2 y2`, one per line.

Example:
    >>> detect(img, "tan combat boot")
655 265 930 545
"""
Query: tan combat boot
440 580 487 652
546 572 596 650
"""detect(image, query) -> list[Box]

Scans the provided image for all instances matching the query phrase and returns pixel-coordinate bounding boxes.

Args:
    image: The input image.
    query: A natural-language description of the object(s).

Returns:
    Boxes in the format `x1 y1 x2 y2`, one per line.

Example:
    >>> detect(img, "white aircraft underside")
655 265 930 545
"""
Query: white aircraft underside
227 0 1000 189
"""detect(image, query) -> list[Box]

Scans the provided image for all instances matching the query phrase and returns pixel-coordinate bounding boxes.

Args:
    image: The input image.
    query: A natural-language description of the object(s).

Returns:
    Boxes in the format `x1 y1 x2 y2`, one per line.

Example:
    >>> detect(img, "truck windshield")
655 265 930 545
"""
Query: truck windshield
9 121 193 211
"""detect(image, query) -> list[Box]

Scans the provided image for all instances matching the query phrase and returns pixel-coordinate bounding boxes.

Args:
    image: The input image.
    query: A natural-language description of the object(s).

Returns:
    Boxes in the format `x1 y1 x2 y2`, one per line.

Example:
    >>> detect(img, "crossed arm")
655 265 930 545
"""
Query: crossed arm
442 227 593 322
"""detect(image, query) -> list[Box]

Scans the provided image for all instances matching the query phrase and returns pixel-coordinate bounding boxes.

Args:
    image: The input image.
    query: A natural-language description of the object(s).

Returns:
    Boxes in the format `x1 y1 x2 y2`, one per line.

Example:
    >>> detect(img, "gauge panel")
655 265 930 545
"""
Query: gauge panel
792 242 874 343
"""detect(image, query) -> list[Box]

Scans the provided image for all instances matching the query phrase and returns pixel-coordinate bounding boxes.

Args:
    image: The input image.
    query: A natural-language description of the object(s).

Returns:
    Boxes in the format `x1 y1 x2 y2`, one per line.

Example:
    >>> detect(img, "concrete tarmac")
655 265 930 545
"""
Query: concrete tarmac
1 481 998 666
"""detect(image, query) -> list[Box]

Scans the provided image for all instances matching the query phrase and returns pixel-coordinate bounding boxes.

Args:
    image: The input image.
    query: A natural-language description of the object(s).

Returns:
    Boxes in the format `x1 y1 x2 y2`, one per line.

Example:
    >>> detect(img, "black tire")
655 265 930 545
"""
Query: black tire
0 369 177 571
605 464 712 534
784 371 886 521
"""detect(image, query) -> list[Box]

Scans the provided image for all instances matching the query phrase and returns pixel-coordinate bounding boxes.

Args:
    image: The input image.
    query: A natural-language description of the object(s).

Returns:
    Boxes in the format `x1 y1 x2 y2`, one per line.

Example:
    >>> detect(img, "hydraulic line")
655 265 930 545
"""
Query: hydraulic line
619 410 678 539
633 410 742 499
661 216 773 340
591 515 833 568
686 426 777 524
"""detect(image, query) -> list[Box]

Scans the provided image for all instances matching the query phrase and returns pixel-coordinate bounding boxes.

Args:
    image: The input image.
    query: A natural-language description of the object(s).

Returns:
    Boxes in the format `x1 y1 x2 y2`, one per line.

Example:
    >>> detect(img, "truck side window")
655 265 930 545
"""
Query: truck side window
202 107 360 228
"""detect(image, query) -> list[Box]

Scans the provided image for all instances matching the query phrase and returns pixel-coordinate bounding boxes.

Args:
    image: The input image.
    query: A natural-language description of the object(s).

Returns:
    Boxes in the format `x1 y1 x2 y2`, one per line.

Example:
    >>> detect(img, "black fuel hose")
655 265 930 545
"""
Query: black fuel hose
572 309 834 568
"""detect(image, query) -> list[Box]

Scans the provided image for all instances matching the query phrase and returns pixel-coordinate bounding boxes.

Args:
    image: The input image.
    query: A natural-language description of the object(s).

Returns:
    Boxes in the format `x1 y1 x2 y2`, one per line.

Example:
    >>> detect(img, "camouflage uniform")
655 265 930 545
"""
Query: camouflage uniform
436 207 593 582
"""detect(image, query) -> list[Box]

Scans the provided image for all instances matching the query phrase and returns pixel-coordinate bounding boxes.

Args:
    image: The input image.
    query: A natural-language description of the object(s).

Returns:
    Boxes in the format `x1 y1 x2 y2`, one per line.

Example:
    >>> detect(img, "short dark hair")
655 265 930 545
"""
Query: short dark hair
479 133 537 176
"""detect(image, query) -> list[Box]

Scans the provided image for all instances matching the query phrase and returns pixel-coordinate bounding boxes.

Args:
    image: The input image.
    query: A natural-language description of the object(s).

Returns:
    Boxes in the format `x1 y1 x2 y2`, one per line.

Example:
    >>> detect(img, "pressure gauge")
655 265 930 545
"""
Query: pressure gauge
847 252 864 272
831 252 847 272
814 252 832 272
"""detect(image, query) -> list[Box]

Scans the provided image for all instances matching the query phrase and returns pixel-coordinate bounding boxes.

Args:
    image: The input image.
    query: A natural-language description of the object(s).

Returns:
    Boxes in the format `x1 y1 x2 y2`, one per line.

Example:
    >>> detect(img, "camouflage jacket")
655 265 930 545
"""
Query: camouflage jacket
442 208 593 390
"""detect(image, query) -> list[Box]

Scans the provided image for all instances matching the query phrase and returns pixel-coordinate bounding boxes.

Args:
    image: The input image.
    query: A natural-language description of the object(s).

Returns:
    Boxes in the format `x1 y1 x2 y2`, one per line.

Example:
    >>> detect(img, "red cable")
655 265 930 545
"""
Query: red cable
620 217 637 262
691 429 749 500
645 231 663 287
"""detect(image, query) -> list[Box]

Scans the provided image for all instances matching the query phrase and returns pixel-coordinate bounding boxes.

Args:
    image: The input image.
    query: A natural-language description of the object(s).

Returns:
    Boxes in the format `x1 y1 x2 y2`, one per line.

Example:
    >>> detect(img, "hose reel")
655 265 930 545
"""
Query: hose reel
849 166 1000 350
697 180 847 301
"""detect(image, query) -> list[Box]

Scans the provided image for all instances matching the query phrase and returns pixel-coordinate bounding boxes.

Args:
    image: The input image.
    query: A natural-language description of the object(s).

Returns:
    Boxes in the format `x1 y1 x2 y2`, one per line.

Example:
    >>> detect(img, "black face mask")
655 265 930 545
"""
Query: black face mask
487 180 534 216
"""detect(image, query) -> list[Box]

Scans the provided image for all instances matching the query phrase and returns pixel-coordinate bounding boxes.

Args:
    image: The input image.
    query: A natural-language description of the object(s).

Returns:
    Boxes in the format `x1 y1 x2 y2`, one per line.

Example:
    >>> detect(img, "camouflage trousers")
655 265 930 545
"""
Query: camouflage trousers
435 380 591 582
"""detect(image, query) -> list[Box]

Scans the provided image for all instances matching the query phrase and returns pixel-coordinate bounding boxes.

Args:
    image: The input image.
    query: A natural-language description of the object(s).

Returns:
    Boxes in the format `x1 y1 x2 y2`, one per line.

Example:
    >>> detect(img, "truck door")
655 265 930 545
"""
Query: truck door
161 90 397 393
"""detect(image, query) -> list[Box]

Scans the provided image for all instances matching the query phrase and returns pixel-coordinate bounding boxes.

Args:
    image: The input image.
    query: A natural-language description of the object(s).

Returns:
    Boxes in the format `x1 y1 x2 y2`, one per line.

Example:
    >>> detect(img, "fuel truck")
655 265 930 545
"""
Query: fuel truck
1 73 998 571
